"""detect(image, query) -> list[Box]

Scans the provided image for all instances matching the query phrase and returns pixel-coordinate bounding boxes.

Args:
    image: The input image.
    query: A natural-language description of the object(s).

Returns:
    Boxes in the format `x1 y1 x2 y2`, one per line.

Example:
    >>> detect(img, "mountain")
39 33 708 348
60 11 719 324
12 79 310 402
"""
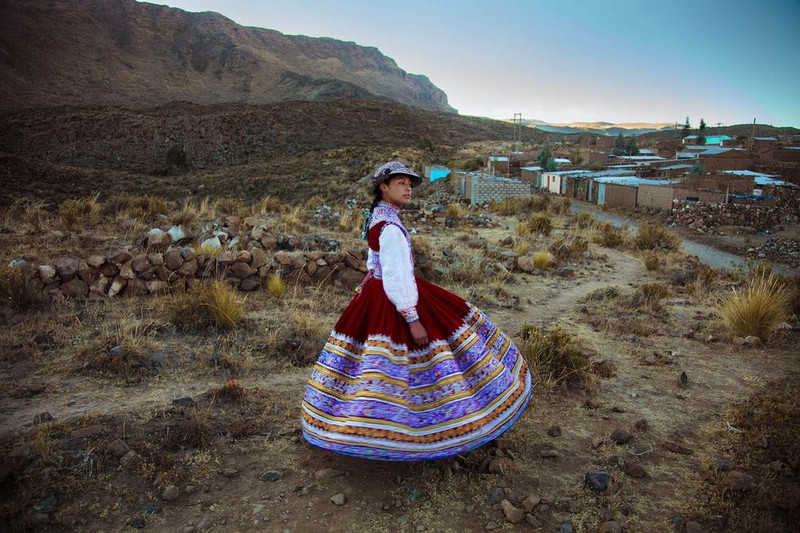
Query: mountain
0 0 455 113
514 119 675 136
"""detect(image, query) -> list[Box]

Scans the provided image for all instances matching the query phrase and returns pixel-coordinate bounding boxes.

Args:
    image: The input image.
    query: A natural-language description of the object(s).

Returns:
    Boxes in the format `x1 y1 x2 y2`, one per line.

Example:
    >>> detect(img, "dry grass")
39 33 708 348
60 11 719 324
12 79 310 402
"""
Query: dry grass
572 211 594 229
279 206 306 233
490 195 547 216
199 281 245 329
593 222 626 248
720 272 791 339
213 379 245 402
267 273 287 298
635 222 680 251
103 193 169 222
527 214 553 236
533 250 554 269
0 264 43 311
59 193 102 231
517 324 591 389
549 235 588 262
447 202 467 219
337 208 365 235
643 252 661 271
639 281 670 309
514 242 531 256
547 197 572 216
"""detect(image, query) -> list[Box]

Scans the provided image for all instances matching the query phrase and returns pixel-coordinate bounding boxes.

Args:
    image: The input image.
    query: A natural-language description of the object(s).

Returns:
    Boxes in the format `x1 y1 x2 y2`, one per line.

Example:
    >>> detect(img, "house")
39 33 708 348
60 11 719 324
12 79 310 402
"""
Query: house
424 165 451 182
541 170 593 195
452 171 532 205
681 135 732 146
657 163 694 178
520 166 543 187
593 177 679 208
487 156 510 175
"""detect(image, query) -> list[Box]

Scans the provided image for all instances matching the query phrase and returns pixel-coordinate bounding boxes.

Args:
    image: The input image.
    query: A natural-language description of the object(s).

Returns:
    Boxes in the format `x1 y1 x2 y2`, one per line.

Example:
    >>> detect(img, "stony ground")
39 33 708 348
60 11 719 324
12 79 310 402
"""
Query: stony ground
1 209 798 533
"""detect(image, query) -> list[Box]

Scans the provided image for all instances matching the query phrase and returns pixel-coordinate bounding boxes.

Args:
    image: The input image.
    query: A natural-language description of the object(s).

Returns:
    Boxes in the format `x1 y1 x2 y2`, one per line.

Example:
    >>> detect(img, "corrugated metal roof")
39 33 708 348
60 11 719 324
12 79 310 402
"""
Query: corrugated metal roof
594 177 681 187
520 166 542 171
488 156 509 162
553 158 572 164
661 164 694 170
754 137 778 141
722 170 779 178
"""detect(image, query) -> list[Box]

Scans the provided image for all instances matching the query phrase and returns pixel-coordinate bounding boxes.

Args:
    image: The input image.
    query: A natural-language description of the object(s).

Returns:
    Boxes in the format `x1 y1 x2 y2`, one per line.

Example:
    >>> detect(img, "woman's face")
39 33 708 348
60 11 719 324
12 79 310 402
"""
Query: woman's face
380 175 413 206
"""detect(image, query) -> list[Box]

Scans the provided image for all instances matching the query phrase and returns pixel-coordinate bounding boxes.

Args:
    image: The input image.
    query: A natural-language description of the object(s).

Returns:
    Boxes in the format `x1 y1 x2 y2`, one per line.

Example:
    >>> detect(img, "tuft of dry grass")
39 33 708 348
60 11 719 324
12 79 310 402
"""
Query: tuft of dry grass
643 252 661 271
635 222 680 251
572 211 594 229
527 213 553 236
533 250 554 269
279 206 306 233
549 235 588 262
593 222 626 248
547 197 572 216
0 264 43 311
213 379 245 402
517 324 591 389
514 242 531 256
447 202 467 219
161 290 207 329
199 281 245 329
720 272 790 339
490 195 547 216
103 193 169 222
639 281 670 309
59 194 102 231
267 273 287 298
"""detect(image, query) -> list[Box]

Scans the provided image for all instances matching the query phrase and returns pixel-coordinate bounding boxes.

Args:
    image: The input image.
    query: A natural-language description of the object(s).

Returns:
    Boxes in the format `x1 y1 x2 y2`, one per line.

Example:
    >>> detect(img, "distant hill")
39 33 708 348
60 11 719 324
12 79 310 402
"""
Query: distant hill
514 119 676 136
0 0 454 113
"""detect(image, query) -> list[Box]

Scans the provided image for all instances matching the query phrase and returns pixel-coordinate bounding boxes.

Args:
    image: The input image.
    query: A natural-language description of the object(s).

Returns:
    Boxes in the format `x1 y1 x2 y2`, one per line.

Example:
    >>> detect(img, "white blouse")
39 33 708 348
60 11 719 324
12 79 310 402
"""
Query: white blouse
366 224 419 322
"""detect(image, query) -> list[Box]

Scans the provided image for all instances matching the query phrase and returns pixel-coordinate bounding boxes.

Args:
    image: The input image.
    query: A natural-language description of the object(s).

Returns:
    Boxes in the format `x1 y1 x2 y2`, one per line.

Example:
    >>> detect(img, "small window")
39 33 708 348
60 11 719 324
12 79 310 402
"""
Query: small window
686 196 700 202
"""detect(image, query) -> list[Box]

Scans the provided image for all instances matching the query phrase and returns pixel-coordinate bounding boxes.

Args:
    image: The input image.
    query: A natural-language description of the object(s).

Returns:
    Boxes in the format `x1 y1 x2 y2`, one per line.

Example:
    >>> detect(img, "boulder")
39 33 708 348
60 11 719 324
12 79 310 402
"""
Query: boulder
164 249 184 270
229 262 256 279
60 278 88 298
87 255 106 269
147 228 172 249
38 265 57 285
107 277 127 297
176 259 198 278
53 257 80 280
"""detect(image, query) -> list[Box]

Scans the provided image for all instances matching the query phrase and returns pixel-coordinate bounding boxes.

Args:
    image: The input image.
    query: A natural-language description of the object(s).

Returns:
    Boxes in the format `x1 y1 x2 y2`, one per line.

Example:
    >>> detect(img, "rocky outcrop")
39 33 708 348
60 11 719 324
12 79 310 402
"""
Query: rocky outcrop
0 0 454 113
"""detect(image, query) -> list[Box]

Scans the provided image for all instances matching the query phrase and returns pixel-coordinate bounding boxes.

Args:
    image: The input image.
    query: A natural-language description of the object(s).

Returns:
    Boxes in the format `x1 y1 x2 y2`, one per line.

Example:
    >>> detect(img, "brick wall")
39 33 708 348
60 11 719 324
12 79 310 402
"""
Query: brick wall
671 187 726 203
702 153 755 172
638 184 675 210
603 184 638 208
469 175 531 205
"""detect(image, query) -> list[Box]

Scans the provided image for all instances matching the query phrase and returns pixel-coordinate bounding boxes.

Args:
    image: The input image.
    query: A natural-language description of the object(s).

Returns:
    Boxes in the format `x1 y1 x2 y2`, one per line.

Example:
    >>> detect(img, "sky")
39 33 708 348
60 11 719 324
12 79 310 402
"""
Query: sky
153 0 800 127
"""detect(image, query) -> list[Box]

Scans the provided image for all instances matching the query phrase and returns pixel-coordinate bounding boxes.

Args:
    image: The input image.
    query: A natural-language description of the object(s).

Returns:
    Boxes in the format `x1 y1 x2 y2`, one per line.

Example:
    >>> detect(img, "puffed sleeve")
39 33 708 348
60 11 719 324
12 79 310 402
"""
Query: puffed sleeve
379 224 419 323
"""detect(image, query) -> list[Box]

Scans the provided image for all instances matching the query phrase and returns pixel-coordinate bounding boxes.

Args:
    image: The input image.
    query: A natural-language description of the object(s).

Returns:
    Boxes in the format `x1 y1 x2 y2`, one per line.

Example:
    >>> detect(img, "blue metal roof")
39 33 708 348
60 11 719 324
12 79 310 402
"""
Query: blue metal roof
594 177 681 187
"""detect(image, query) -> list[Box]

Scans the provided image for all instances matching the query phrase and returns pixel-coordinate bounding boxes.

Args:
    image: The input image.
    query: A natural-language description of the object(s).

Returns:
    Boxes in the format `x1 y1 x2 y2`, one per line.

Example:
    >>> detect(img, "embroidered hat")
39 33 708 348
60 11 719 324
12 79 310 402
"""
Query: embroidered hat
372 161 422 188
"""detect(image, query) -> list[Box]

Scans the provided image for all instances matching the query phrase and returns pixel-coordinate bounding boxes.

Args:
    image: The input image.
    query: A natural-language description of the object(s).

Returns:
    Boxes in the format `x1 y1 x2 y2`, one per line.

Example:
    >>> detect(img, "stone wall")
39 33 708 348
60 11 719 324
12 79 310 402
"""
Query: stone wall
8 229 370 301
669 202 798 233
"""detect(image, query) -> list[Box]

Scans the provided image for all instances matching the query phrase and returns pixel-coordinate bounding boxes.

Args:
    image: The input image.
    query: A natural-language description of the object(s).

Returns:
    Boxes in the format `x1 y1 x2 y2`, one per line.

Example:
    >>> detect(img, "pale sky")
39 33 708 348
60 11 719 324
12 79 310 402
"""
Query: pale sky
151 0 800 127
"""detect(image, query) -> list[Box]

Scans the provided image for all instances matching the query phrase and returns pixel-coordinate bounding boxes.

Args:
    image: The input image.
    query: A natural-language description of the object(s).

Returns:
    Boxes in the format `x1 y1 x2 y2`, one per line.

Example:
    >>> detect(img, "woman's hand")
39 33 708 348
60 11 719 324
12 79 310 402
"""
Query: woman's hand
409 321 429 345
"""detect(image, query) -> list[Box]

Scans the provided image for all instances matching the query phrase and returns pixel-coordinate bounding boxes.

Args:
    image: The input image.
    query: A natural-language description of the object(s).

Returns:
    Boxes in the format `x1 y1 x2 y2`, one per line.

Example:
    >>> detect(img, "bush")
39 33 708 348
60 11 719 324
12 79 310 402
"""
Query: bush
104 193 169 222
721 273 790 339
639 281 669 307
0 265 43 310
533 250 553 269
635 222 680 251
573 211 594 229
59 194 101 231
528 214 553 236
517 324 589 388
549 235 588 262
199 282 245 328
490 195 547 216
447 203 467 219
643 253 661 271
547 197 572 216
267 273 287 298
594 222 625 248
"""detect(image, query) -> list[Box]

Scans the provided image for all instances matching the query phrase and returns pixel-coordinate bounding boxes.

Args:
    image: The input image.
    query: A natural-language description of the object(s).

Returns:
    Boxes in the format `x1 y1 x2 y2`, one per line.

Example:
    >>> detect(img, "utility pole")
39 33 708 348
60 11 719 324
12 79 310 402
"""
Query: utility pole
513 113 523 145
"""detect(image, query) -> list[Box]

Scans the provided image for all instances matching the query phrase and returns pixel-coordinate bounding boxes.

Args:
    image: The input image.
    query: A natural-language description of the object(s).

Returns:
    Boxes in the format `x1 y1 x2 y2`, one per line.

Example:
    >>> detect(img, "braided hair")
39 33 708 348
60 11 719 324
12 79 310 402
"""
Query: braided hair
361 181 385 240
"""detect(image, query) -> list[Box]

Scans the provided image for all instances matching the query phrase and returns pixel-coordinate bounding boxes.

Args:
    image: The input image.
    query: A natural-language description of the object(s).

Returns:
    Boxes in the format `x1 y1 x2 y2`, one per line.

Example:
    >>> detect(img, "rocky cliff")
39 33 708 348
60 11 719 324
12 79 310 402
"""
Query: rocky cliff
0 0 455 113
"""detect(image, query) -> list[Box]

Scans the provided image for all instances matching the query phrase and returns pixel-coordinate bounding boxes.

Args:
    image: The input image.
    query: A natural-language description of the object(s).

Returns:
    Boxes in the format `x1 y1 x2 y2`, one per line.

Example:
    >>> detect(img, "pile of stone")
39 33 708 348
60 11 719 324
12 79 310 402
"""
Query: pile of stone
746 237 800 268
669 202 798 233
312 199 359 227
8 220 370 300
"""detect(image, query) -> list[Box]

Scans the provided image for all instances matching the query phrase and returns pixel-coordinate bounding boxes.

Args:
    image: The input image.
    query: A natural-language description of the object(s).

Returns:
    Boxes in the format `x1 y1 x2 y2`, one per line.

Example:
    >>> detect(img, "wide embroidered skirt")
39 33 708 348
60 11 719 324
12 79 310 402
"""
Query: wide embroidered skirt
301 276 533 461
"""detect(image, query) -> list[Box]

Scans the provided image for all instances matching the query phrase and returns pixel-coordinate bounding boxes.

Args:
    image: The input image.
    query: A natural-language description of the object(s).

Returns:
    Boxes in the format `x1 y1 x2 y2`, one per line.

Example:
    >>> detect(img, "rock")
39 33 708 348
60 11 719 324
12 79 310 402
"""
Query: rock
196 515 213 531
330 493 346 506
107 439 130 458
146 280 170 294
162 486 180 502
485 487 505 507
634 418 648 431
525 514 543 527
547 425 562 437
610 428 633 444
250 248 269 269
240 276 261 291
164 249 184 270
167 225 188 242
599 521 622 533
141 503 162 514
181 247 195 261
643 355 659 366
559 521 575 533
176 258 198 277
500 499 524 523
108 249 133 264
127 517 145 529
624 464 648 479
522 495 540 512
220 468 238 477
556 267 575 278
147 228 172 249
488 458 505 474
120 451 143 469
60 278 88 298
259 470 281 482
229 262 256 279
38 264 57 284
107 276 127 297
678 370 689 388
719 471 756 491
484 521 500 530
53 257 80 279
663 441 694 455
314 468 345 480
517 255 535 273
584 471 611 491
540 449 560 459
682 521 705 533
742 336 761 347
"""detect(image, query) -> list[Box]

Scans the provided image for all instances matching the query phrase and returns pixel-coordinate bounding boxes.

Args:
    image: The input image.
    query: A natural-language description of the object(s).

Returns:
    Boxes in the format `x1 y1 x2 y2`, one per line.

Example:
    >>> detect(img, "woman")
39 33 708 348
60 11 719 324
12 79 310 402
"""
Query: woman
301 161 532 461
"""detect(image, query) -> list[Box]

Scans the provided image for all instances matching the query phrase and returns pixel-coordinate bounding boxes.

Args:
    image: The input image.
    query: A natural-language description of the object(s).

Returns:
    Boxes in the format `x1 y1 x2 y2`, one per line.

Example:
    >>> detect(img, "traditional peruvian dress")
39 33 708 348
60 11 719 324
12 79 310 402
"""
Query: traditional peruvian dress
301 201 532 461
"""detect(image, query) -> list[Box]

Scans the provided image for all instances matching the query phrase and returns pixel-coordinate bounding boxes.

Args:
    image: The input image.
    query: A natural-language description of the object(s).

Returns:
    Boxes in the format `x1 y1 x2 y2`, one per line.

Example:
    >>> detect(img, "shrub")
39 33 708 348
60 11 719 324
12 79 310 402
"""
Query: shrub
533 250 553 269
267 273 287 298
515 243 531 256
594 222 625 248
528 214 553 236
0 265 42 310
412 236 431 258
639 281 669 307
445 258 484 284
517 324 589 388
490 195 547 216
721 273 790 339
104 193 169 222
214 379 245 402
547 197 572 216
573 211 594 229
635 222 680 251
447 203 467 219
59 194 101 231
549 235 588 262
199 281 245 328
280 310 327 366
214 198 244 217
643 253 661 271
161 291 207 329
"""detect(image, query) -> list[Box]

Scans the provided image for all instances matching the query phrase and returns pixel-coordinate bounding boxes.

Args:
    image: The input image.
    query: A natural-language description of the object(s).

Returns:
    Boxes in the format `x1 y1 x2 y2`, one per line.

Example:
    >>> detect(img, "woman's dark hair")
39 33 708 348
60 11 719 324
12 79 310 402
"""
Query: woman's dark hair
361 180 387 240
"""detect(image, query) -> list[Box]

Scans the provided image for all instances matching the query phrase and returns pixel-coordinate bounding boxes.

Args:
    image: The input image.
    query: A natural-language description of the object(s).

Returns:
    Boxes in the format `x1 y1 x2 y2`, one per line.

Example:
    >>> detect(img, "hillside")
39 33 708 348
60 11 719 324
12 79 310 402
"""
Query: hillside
0 0 454 113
